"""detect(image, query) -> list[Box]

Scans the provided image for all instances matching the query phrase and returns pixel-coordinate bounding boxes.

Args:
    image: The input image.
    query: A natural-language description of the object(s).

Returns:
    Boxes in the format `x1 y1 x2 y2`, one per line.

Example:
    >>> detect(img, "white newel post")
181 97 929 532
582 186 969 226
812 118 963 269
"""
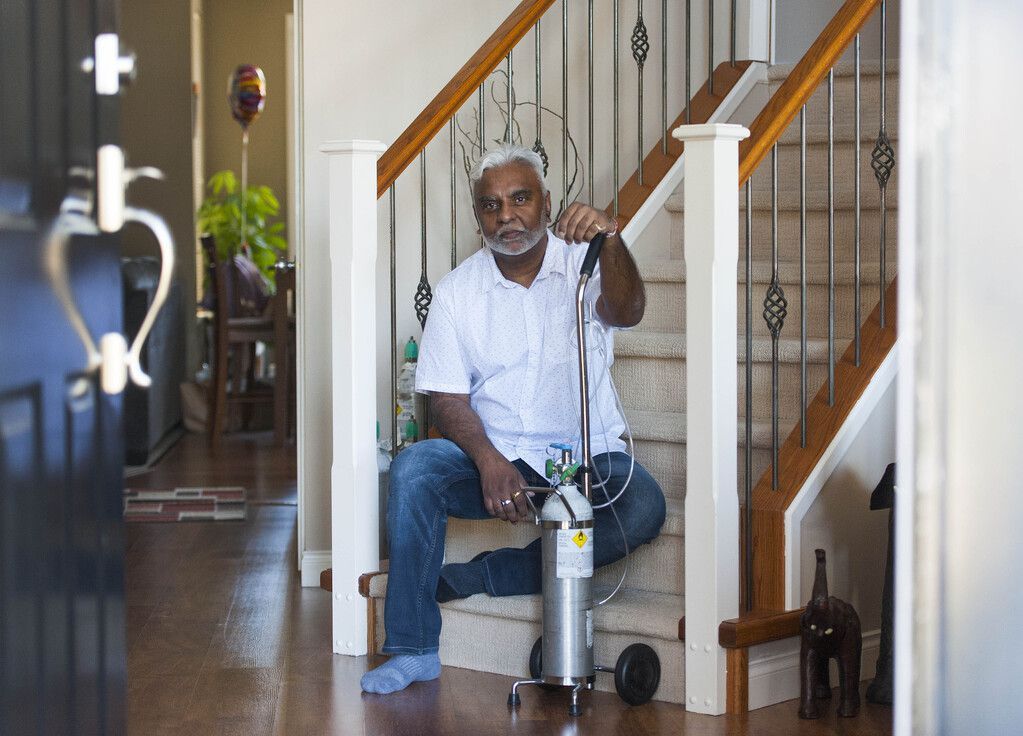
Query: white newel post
321 139 386 656
674 123 749 714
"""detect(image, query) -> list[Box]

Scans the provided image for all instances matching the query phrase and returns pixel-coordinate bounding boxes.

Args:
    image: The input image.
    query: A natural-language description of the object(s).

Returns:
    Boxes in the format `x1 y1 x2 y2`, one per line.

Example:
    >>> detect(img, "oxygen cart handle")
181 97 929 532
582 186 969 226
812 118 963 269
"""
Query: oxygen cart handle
579 232 607 277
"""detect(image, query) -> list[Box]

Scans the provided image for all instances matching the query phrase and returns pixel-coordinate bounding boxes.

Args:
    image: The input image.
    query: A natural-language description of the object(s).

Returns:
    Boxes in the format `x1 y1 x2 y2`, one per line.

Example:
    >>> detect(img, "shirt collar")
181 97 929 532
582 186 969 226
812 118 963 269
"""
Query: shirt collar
482 230 567 292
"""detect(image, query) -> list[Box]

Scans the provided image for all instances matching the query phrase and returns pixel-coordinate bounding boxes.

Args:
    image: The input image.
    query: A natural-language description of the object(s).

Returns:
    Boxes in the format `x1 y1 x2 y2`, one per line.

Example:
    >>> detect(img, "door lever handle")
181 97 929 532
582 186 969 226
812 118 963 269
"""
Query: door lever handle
45 201 175 395
119 206 175 390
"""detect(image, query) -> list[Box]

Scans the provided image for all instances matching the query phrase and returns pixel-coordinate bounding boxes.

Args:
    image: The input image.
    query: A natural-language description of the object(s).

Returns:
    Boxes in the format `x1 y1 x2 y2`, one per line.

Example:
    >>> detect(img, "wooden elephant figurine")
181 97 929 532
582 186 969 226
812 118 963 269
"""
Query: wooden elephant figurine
798 549 862 719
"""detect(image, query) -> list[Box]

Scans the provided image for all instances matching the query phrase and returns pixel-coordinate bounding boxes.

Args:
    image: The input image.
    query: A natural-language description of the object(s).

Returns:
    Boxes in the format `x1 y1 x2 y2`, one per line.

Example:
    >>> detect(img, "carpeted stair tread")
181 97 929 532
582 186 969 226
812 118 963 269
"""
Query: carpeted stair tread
667 185 899 214
768 58 900 81
365 574 683 644
626 408 774 447
447 588 684 642
616 330 832 363
639 258 896 285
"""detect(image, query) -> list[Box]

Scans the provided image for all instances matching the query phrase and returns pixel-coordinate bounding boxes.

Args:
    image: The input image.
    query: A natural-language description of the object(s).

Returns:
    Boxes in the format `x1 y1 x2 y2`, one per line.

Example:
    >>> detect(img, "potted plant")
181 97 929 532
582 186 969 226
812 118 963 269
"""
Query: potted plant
197 170 287 287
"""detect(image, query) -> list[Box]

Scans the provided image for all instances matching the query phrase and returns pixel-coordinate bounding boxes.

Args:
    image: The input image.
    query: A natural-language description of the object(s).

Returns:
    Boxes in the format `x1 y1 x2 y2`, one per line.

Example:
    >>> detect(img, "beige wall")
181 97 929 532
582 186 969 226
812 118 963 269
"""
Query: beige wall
121 0 200 376
203 0 292 234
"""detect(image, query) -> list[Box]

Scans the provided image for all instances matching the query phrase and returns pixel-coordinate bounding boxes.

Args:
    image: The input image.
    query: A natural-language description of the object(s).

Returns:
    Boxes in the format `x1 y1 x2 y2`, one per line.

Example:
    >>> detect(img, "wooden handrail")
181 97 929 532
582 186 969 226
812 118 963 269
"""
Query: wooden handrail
376 0 556 199
738 0 881 186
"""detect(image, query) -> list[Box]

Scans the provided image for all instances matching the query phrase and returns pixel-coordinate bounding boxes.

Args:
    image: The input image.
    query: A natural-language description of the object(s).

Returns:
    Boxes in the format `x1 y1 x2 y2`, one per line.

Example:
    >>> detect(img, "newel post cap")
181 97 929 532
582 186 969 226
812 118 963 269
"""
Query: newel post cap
319 139 387 155
671 123 750 143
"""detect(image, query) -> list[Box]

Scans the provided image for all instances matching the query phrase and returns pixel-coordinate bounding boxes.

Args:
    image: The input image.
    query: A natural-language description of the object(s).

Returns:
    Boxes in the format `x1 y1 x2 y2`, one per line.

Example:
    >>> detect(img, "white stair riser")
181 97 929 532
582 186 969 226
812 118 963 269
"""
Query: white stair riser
444 517 686 597
640 278 890 338
613 354 830 419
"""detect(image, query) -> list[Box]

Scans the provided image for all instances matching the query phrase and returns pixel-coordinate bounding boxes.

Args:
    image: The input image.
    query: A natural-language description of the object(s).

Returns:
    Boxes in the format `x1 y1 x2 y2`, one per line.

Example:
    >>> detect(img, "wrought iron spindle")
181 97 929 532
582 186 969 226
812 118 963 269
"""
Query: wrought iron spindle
479 85 485 155
389 185 398 454
416 152 432 328
828 68 835 406
873 0 895 328
563 0 569 206
533 21 549 176
708 0 714 95
762 144 787 491
506 51 514 143
854 34 862 365
589 0 595 203
730 0 737 66
685 0 691 123
632 1 649 184
800 105 807 448
450 119 457 270
744 180 753 608
613 1 620 214
661 0 667 155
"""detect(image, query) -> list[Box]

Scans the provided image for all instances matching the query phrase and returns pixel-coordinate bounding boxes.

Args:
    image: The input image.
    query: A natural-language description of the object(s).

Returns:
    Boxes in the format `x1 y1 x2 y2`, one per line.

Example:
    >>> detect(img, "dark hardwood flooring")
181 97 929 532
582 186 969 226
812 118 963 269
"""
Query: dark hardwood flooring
125 432 893 735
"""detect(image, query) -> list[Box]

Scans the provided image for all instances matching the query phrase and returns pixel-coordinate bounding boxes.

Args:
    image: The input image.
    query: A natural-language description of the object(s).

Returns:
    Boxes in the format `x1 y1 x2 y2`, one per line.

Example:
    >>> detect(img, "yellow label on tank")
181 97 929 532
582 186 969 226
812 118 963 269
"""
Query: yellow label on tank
573 531 588 548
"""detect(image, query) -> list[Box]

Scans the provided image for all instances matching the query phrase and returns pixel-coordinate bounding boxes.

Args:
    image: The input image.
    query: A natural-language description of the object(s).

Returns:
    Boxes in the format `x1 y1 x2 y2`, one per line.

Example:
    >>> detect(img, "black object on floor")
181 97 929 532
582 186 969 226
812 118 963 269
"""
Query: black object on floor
866 462 895 706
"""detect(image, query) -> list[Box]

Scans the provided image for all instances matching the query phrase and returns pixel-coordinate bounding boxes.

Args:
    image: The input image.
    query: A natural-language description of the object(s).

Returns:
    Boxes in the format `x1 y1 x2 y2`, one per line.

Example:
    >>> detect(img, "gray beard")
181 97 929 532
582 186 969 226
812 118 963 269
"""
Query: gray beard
483 225 547 256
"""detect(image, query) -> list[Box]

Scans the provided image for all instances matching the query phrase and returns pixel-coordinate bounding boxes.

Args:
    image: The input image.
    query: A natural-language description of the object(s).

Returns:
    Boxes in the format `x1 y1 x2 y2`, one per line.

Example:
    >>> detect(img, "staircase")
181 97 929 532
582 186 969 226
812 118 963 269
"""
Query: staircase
361 57 898 707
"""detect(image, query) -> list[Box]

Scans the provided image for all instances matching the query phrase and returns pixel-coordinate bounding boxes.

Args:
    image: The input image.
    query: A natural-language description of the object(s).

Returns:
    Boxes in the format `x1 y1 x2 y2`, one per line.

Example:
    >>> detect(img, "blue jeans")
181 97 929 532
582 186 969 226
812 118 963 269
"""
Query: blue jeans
382 439 667 655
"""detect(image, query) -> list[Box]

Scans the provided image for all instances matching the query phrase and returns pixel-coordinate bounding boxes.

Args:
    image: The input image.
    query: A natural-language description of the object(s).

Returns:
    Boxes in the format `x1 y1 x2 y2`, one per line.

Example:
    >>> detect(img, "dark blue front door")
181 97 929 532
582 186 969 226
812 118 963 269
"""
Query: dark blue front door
1 0 127 733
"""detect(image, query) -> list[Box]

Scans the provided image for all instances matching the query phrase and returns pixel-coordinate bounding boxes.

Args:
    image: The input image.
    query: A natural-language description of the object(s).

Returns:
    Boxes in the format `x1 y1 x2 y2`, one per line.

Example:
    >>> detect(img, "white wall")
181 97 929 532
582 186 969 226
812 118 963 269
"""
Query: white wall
298 0 747 575
897 0 1023 732
774 0 900 65
798 377 894 632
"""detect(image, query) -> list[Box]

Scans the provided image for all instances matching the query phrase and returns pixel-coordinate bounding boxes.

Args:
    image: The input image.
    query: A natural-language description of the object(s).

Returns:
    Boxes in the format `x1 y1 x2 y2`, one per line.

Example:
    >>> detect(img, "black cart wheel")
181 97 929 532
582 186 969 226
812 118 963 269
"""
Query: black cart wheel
528 637 560 691
614 643 661 706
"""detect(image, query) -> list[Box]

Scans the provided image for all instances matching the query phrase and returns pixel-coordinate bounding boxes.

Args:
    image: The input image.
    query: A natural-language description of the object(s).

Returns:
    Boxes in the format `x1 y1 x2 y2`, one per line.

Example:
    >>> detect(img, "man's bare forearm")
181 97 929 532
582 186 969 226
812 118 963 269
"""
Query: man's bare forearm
596 234 646 328
430 392 505 471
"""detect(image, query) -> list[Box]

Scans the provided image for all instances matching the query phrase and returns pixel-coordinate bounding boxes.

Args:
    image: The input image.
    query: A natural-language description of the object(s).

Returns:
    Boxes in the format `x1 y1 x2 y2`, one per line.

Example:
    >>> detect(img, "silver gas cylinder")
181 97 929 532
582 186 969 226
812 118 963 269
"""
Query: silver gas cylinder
539 448 595 685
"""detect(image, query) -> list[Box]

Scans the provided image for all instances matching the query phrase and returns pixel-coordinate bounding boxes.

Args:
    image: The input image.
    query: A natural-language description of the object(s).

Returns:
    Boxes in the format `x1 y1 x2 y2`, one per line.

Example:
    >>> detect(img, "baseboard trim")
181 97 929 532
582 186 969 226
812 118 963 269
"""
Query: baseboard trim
748 628 881 711
300 550 332 588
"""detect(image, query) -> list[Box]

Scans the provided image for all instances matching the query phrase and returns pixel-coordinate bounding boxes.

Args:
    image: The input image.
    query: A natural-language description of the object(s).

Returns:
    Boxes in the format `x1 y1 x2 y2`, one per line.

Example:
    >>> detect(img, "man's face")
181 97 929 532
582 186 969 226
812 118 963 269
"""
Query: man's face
473 161 552 257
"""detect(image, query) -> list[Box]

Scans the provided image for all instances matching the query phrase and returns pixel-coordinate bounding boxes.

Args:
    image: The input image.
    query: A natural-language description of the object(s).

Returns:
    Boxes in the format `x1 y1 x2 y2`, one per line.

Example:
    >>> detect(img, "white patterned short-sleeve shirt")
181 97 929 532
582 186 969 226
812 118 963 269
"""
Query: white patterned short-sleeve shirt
416 230 626 477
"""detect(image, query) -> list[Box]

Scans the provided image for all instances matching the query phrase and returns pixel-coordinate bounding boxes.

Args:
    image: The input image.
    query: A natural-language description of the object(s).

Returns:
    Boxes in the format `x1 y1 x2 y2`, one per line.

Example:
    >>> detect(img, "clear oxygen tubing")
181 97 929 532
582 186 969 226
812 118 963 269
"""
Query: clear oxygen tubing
559 297 637 606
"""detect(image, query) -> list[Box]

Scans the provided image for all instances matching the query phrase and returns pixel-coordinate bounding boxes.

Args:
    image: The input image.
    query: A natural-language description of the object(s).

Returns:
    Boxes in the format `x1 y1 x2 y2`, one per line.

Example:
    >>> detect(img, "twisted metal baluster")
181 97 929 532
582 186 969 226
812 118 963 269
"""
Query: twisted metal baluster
588 0 595 203
708 0 714 95
685 0 691 123
533 21 549 176
415 152 432 327
828 68 835 405
632 1 649 184
389 185 398 454
506 51 514 143
450 119 457 270
763 144 788 490
613 1 620 215
855 34 862 365
661 0 667 155
800 105 807 448
873 0 895 327
744 180 753 608
563 0 569 206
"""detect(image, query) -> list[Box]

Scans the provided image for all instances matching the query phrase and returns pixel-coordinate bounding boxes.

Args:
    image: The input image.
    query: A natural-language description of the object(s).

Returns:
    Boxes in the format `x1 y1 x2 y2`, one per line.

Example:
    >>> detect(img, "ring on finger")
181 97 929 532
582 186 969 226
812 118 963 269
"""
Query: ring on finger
500 498 512 507
511 491 522 500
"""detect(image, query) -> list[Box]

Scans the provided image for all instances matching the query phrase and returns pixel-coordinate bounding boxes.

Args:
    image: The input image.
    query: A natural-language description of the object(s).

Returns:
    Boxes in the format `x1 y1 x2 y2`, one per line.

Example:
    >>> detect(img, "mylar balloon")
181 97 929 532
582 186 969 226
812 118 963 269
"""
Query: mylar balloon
228 64 266 130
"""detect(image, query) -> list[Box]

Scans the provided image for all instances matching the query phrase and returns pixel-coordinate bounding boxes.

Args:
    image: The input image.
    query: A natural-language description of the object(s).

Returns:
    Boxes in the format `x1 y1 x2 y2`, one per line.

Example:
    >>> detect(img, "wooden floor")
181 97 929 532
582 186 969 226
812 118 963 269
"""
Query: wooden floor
125 432 894 735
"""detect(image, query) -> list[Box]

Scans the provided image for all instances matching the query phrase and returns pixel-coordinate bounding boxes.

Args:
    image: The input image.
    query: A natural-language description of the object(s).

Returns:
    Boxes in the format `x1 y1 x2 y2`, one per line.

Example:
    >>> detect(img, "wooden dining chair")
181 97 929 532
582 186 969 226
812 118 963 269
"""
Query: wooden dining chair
201 234 296 449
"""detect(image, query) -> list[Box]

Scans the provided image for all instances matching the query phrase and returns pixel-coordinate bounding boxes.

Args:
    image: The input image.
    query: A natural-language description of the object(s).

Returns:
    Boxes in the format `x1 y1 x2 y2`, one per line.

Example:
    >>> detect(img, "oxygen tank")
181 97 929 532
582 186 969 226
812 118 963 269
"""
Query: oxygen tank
539 446 595 684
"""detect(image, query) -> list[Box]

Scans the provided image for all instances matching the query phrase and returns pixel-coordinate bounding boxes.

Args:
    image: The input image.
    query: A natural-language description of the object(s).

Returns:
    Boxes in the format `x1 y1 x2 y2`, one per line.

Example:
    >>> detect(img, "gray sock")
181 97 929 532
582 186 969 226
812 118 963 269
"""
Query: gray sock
360 653 441 694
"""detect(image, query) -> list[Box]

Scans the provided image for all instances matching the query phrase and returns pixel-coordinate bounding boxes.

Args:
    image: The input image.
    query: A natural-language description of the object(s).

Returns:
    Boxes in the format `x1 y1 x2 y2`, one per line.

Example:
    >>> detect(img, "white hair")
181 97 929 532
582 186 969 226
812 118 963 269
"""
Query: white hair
469 144 547 193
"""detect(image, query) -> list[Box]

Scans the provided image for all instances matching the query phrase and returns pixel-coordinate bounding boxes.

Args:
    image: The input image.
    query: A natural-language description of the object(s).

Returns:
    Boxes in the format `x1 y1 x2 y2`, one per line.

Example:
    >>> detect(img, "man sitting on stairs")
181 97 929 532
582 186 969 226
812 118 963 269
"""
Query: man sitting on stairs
361 143 667 694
